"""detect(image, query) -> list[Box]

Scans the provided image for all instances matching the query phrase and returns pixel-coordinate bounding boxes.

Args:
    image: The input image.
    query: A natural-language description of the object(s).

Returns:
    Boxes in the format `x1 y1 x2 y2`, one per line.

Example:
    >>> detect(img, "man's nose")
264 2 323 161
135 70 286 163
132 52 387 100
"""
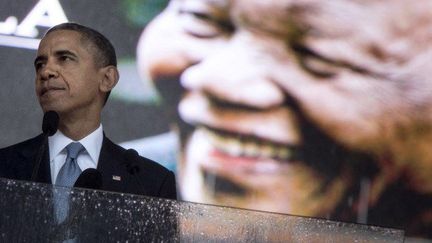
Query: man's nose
40 63 59 80
180 34 285 109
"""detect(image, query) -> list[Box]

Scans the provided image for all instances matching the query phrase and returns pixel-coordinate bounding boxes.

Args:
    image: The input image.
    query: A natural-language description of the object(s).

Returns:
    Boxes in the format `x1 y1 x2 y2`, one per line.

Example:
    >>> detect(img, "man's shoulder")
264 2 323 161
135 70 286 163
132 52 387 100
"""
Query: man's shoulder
132 153 177 199
0 134 44 155
0 134 44 179
104 137 172 175
136 153 174 176
119 132 178 172
101 136 176 199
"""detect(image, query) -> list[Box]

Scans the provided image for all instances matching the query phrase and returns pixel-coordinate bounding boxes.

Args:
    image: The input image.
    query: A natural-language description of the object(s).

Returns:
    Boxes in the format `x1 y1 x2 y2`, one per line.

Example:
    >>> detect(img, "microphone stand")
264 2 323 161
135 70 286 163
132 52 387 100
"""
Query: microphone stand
31 134 48 181
31 111 59 181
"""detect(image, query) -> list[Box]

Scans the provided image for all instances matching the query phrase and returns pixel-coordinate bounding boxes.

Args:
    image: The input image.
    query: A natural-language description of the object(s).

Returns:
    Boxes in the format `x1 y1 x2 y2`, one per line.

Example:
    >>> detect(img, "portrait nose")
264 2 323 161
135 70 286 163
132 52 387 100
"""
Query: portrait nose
180 34 285 109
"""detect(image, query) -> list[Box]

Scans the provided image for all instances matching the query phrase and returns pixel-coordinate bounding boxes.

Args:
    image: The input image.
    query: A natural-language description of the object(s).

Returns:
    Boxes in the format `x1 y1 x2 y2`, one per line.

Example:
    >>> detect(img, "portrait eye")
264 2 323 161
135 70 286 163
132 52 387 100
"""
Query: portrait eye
178 9 234 38
301 56 339 78
291 44 338 78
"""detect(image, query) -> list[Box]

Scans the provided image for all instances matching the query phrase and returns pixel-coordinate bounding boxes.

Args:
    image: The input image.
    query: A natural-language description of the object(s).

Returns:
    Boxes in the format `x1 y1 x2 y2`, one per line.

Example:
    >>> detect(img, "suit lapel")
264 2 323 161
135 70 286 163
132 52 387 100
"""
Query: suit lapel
97 136 129 193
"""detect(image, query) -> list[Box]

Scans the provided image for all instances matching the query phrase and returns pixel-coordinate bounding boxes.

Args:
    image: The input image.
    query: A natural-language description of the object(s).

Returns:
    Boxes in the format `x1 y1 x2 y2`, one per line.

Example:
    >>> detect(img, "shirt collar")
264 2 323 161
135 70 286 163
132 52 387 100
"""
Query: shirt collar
48 124 104 165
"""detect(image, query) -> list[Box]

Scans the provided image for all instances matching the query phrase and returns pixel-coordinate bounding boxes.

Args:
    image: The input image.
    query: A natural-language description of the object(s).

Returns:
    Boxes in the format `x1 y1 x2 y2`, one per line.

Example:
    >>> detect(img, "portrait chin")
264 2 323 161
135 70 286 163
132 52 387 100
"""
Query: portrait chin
178 117 364 218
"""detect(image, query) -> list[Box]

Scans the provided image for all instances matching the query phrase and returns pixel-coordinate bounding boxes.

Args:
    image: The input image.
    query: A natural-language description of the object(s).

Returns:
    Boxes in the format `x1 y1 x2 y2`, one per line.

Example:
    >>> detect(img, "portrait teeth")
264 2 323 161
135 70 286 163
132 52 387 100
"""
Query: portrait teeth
243 142 260 158
202 127 295 160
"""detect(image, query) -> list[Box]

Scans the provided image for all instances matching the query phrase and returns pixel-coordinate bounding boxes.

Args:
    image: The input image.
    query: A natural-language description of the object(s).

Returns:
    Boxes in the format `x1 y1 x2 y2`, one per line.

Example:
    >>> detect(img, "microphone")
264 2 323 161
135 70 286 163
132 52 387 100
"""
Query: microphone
42 110 59 136
124 149 145 192
124 149 141 175
31 111 59 181
74 168 103 190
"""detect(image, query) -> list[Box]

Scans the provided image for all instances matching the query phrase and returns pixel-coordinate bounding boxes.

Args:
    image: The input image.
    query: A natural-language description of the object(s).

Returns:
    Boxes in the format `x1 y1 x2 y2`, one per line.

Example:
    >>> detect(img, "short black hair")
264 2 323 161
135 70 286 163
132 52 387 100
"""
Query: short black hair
45 23 117 104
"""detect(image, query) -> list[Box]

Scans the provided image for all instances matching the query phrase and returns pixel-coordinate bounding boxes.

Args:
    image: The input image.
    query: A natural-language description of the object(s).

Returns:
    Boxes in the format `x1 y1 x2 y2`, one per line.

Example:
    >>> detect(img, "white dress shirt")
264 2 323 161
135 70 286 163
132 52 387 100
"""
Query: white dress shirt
48 124 103 184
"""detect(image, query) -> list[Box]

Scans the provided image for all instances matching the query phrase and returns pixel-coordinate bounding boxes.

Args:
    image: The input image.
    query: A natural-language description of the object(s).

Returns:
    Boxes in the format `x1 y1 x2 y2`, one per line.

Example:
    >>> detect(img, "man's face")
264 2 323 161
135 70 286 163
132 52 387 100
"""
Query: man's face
35 30 105 116
138 0 432 217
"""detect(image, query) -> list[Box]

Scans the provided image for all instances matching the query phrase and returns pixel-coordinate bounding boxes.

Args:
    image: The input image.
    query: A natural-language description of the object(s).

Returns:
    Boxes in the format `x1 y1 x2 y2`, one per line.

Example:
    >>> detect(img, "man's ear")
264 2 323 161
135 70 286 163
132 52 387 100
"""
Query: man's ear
99 65 119 93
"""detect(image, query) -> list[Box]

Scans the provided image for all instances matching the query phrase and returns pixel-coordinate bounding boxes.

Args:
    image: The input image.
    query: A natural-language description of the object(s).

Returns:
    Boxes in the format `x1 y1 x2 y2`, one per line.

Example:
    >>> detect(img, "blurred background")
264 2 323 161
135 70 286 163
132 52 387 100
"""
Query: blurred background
1 1 431 240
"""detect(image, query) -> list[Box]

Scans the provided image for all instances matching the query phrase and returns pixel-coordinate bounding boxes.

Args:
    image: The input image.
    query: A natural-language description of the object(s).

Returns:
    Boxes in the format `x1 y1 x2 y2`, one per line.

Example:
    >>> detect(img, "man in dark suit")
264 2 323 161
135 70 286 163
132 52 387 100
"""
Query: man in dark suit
0 23 176 200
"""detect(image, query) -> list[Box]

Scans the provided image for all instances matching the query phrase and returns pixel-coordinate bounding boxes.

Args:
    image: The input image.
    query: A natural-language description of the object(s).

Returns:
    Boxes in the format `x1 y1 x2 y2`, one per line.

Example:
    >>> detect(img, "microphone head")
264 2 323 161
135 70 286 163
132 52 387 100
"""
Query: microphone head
125 148 139 158
42 111 59 136
73 168 103 190
125 149 141 175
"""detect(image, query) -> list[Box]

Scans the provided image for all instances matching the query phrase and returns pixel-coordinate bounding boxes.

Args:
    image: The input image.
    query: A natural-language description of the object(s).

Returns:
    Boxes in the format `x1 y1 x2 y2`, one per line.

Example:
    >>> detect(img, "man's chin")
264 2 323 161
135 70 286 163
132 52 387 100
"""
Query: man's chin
39 101 61 113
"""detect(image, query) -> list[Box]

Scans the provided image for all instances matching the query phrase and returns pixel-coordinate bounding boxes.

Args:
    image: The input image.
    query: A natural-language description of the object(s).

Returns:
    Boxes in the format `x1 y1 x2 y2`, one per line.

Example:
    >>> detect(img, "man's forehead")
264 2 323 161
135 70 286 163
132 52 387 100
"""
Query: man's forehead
230 0 418 38
194 0 313 7
215 0 403 20
38 30 79 49
232 0 323 12
178 0 309 10
181 0 408 16
227 0 323 37
37 30 91 55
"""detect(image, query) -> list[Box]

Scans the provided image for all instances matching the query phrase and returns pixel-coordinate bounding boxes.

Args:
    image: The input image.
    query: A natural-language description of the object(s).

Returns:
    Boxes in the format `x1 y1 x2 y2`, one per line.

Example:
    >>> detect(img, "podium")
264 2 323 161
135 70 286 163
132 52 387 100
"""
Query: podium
0 178 404 242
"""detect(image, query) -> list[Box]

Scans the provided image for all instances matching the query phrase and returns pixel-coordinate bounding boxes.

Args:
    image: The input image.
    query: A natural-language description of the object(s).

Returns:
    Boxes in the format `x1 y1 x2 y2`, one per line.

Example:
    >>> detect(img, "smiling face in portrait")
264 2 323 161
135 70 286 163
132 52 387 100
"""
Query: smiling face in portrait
138 0 432 219
34 30 107 117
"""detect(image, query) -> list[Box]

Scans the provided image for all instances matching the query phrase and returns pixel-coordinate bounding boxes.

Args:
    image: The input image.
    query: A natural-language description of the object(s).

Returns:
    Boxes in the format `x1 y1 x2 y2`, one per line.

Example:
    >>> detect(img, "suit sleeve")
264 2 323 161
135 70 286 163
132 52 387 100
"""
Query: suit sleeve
0 148 8 178
0 147 15 179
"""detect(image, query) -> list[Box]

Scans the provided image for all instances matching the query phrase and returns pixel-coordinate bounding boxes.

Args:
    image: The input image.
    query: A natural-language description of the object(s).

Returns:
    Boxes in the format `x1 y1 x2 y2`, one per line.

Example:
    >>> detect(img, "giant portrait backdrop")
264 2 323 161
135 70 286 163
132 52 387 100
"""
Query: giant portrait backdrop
1 0 431 239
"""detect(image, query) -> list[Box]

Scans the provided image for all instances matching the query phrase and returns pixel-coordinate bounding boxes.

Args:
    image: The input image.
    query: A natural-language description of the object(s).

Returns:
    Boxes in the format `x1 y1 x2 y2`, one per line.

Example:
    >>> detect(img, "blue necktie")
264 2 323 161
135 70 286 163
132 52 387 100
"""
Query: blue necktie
54 142 84 223
56 142 84 187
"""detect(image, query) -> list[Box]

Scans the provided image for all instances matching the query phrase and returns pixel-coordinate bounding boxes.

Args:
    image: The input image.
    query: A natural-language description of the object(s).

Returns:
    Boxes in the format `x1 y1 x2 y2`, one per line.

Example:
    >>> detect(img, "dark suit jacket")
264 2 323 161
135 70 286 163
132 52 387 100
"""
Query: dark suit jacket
0 134 179 241
0 134 177 200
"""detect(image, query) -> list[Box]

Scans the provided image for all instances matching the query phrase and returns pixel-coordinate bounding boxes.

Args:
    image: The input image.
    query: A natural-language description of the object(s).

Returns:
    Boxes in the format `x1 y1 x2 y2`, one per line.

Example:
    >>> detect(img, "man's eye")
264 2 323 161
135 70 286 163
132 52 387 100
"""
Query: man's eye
179 10 234 38
35 62 45 70
59 55 72 61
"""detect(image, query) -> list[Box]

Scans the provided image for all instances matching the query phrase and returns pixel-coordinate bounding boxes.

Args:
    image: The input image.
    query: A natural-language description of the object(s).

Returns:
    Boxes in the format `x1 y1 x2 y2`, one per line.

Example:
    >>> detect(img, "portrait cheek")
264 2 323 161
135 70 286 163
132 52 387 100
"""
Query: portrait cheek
140 22 230 84
137 10 194 84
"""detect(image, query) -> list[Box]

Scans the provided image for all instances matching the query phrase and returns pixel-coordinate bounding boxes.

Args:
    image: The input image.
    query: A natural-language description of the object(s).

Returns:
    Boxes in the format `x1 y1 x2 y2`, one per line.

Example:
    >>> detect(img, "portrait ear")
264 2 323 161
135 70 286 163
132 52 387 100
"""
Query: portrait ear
99 65 119 93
